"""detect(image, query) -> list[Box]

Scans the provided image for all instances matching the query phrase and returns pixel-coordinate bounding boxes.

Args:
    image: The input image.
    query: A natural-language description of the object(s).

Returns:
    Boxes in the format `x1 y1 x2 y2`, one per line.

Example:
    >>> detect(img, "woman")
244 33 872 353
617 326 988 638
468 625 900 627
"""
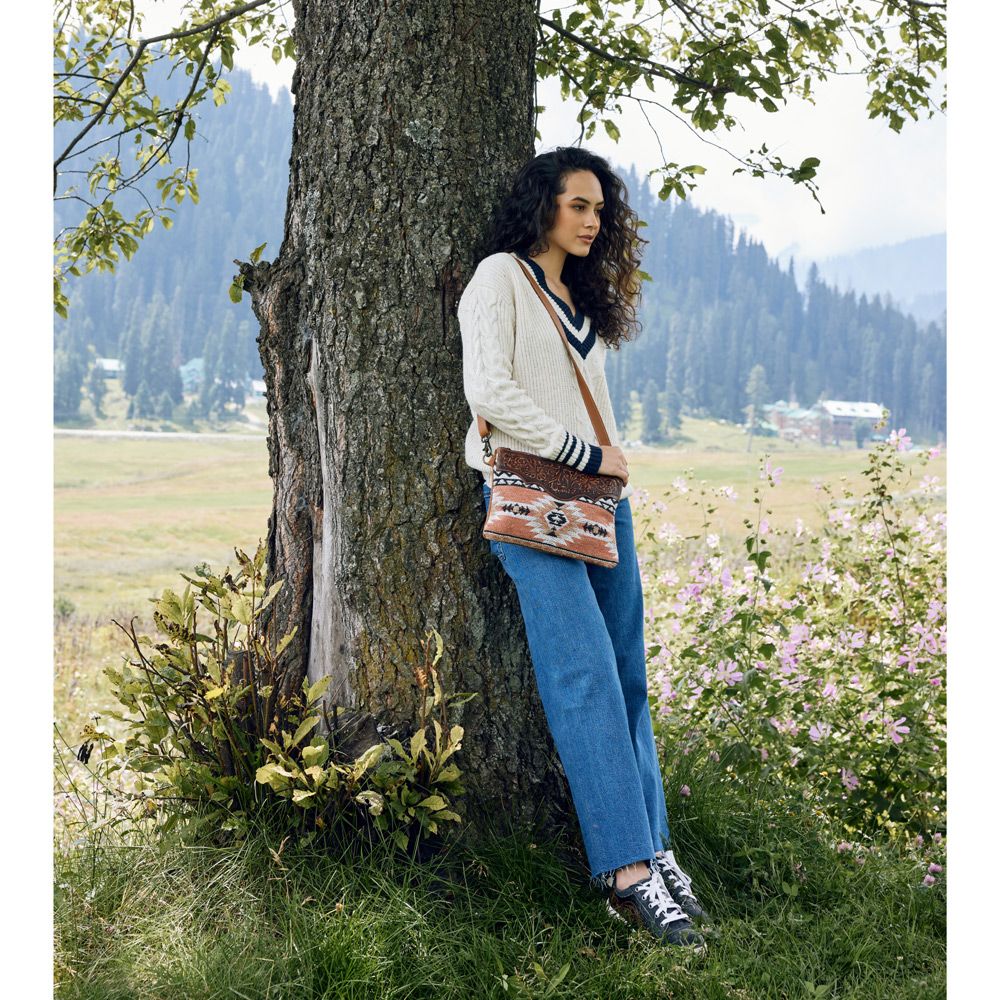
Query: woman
458 147 712 951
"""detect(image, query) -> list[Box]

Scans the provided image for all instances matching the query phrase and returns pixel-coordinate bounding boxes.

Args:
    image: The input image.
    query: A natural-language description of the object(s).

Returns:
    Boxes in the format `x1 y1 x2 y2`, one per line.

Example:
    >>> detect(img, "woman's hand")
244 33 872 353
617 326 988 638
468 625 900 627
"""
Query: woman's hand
598 445 629 484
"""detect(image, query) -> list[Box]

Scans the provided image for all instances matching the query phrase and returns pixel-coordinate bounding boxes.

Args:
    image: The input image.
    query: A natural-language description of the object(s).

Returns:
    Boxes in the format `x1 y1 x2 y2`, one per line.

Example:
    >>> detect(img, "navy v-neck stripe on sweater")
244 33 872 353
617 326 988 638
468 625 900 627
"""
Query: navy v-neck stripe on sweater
514 253 597 361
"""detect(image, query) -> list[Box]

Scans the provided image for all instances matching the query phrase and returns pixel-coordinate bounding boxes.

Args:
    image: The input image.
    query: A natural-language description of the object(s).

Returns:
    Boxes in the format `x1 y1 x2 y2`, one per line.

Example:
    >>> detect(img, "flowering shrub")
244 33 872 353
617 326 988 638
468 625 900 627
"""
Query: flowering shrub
638 417 945 845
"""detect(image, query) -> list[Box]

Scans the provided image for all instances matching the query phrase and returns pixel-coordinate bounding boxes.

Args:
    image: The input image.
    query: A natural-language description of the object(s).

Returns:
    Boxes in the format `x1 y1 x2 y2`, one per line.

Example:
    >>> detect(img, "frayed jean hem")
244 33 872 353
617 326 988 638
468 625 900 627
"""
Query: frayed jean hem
588 857 653 892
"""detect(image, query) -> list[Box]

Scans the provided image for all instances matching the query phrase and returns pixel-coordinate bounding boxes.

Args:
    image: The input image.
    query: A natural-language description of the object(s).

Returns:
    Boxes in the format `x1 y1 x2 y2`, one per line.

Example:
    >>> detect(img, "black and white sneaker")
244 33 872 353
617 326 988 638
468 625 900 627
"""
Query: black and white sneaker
606 866 707 952
653 849 712 927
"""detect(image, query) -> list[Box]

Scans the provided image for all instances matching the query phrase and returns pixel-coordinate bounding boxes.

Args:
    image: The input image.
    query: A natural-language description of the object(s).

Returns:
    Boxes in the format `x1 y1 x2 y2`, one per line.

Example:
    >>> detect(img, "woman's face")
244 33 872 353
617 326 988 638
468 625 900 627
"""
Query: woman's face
546 170 604 258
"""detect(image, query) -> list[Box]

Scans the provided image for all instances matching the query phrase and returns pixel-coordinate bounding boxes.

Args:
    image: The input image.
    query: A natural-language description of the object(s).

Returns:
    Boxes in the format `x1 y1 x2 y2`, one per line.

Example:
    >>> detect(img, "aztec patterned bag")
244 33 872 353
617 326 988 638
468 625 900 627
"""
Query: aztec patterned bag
477 253 624 568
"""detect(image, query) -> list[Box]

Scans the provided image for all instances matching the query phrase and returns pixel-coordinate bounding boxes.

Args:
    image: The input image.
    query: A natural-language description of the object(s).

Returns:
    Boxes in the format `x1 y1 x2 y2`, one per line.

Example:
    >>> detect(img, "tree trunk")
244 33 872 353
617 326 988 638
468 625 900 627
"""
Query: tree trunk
241 0 583 859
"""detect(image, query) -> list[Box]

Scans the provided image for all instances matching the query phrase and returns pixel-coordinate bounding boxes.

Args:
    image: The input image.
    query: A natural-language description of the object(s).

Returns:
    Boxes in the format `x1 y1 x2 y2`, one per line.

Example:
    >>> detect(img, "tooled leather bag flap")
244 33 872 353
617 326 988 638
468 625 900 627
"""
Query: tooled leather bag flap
493 447 622 501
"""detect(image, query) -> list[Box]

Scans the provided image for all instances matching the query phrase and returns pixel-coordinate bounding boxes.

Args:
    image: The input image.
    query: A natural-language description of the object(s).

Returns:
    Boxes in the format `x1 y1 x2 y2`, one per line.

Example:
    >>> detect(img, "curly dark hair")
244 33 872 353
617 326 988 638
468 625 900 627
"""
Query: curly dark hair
482 146 648 350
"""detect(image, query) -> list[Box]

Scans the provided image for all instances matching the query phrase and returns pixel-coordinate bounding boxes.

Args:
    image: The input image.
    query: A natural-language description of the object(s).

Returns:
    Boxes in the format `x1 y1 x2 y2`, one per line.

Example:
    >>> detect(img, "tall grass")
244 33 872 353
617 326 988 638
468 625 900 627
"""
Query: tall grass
54 428 946 997
54 752 944 999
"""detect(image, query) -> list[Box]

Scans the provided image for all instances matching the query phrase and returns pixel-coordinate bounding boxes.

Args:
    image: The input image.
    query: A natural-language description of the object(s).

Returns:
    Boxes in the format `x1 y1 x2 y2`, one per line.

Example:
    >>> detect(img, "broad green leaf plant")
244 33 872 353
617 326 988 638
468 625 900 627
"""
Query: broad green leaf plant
54 1 946 312
64 541 476 855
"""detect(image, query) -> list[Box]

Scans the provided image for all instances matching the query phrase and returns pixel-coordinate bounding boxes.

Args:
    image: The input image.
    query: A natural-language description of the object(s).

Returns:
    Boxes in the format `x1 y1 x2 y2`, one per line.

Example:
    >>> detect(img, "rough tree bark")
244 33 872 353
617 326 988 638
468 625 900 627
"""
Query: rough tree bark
239 0 584 859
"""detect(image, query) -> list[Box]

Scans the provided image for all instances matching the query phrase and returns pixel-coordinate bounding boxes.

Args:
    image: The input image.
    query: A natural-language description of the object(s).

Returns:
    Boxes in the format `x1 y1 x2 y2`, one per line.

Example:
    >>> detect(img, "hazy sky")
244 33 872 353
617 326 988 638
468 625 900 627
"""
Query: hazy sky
215 3 945 263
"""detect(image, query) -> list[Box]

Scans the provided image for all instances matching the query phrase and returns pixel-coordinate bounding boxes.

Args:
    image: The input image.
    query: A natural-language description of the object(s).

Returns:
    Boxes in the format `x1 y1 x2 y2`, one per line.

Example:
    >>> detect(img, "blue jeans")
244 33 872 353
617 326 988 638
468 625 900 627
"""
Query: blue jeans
481 479 671 887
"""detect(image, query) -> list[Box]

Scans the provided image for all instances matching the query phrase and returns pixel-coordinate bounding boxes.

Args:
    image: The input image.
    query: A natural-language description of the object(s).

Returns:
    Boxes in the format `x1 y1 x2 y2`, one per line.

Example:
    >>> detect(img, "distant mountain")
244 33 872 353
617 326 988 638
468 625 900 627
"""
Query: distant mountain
777 233 946 329
54 68 946 441
608 179 945 443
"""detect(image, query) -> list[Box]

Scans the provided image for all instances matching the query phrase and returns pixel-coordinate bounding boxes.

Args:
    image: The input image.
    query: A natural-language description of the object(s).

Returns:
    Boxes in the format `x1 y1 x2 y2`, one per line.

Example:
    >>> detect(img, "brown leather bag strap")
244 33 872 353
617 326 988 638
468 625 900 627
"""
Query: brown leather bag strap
476 253 612 449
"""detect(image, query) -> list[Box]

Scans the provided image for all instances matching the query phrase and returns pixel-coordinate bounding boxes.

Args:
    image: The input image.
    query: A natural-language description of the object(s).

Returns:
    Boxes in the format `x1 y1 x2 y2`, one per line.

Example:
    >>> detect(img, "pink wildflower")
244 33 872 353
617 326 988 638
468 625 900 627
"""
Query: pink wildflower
679 785 691 797
716 659 744 685
840 768 859 791
761 459 784 485
886 716 910 744
888 427 912 451
928 863 943 874
922 873 936 886
808 722 831 742
836 841 851 853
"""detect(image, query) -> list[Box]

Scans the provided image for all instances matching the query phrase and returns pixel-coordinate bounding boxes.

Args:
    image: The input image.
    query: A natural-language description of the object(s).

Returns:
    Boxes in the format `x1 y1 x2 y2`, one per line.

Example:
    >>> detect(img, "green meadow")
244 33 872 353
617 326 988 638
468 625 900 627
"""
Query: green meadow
54 416 945 620
53 420 946 998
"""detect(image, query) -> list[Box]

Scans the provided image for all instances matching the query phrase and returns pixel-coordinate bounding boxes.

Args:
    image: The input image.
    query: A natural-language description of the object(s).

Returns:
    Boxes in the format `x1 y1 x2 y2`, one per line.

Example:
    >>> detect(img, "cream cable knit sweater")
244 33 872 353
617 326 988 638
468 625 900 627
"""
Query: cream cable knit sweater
458 251 634 501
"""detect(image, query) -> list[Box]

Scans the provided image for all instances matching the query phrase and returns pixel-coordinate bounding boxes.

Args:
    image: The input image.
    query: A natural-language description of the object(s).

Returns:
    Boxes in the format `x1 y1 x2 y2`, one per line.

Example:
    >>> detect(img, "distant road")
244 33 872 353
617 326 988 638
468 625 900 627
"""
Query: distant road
54 428 267 442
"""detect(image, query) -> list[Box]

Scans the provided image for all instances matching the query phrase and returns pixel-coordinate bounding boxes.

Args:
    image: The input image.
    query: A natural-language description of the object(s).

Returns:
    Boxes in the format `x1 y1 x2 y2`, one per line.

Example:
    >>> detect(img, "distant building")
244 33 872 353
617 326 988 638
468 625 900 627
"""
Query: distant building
764 400 824 442
179 357 204 394
94 357 121 379
819 400 886 443
251 379 266 399
763 399 887 445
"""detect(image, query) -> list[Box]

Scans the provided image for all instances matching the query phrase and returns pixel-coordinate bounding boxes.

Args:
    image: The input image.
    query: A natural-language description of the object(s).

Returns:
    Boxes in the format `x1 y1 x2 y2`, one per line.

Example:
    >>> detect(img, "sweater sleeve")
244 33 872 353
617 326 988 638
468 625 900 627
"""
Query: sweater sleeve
459 279 603 476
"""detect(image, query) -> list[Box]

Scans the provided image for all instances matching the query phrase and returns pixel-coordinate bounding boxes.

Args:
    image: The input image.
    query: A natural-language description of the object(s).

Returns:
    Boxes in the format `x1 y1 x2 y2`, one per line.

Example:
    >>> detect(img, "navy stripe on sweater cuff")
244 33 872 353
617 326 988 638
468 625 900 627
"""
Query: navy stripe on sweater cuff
581 444 603 476
554 431 603 475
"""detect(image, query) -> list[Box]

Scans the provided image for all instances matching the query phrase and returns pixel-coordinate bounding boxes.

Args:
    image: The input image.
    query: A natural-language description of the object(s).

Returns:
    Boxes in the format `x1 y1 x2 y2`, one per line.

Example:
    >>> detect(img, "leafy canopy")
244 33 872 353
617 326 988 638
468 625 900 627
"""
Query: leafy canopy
53 0 946 313
53 1 294 316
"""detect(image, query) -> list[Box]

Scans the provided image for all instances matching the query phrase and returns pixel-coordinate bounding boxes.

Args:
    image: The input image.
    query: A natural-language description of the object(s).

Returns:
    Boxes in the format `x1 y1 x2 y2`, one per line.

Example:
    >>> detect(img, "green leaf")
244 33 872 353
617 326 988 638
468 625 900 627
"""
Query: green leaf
291 715 321 748
302 742 330 768
417 794 448 811
276 625 299 658
229 592 252 626
351 741 388 780
250 242 267 264
436 763 461 782
410 727 428 762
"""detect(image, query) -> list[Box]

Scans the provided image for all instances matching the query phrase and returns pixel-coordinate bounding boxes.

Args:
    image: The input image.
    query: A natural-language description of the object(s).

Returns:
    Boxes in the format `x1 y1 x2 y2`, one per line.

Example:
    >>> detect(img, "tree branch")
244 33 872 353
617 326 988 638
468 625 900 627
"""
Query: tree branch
53 0 276 190
536 13 732 97
118 24 220 189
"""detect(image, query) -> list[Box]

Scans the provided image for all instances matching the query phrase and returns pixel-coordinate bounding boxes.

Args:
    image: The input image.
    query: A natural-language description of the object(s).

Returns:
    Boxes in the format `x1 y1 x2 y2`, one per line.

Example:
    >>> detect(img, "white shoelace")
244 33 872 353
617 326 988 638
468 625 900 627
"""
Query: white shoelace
635 869 687 925
656 849 696 899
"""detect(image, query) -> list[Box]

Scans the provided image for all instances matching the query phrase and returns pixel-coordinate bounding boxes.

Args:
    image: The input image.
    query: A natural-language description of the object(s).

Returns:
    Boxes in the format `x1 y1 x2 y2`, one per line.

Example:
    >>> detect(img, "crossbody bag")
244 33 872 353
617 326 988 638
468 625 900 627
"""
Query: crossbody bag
478 253 624 568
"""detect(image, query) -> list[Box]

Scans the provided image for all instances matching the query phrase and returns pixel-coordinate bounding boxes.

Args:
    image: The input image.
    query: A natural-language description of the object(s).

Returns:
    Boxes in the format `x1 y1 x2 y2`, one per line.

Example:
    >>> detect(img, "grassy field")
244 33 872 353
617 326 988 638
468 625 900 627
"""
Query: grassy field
55 435 272 619
52 416 947 998
53 791 946 1000
53 414 945 619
